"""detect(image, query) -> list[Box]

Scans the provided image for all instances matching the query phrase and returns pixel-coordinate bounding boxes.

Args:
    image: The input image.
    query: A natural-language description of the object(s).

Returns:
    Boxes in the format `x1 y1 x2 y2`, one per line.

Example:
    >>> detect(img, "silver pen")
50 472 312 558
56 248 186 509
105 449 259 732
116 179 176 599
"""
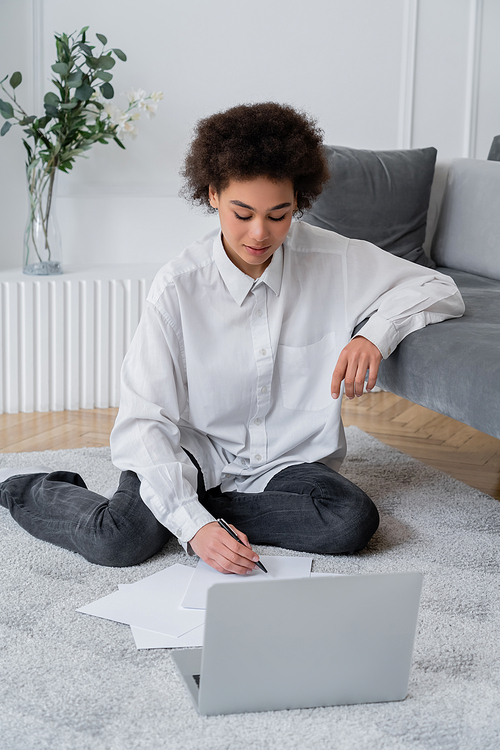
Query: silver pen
217 518 268 573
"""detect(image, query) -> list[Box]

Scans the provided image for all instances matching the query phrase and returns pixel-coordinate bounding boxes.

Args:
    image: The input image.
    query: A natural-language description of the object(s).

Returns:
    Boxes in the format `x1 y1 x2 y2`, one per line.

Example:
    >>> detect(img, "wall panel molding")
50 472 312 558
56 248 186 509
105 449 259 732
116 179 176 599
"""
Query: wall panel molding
464 0 484 158
31 0 45 113
397 0 419 149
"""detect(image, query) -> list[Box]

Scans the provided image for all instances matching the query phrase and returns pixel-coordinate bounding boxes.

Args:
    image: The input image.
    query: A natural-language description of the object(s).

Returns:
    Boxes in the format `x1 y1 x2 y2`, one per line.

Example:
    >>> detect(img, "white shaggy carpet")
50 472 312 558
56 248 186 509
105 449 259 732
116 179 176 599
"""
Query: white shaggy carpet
1 426 499 750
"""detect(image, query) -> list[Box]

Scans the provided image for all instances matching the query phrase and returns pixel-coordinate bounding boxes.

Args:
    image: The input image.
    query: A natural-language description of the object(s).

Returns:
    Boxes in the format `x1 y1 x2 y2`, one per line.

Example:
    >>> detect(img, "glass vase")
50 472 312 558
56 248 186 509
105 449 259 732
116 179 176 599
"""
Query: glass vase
23 160 62 275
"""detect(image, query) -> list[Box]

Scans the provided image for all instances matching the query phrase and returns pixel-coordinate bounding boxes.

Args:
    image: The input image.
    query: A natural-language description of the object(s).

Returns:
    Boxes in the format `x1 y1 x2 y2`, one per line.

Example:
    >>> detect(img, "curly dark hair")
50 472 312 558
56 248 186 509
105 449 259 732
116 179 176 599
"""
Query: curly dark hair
180 102 329 215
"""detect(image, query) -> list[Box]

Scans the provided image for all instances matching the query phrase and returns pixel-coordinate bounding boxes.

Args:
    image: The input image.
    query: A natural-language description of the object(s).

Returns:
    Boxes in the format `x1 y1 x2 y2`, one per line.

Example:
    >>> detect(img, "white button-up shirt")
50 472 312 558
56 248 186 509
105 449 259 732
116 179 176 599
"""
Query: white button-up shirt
110 221 464 546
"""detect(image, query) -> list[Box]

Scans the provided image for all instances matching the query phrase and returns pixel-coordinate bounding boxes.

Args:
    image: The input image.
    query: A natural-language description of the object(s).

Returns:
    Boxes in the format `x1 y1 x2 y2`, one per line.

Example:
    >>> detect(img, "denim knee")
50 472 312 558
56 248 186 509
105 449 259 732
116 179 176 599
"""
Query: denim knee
312 490 380 554
79 506 172 568
82 537 158 567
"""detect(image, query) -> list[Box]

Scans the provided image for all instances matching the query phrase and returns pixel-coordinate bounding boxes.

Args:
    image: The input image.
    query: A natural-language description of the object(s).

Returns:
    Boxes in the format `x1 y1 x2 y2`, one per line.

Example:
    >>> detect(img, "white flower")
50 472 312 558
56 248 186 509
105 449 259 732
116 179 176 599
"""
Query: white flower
102 104 123 126
144 101 158 119
92 86 161 138
126 89 146 106
116 114 139 138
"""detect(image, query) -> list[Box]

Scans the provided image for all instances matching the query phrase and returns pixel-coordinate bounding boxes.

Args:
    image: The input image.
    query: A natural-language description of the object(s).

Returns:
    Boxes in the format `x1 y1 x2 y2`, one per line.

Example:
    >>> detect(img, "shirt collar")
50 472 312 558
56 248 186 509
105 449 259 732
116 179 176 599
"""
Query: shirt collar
213 231 283 306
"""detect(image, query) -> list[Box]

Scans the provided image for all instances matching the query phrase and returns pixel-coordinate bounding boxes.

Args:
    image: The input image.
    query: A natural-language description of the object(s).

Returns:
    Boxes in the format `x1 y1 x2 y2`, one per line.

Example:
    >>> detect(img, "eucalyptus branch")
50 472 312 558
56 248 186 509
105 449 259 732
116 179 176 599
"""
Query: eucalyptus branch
0 80 53 151
1 26 162 272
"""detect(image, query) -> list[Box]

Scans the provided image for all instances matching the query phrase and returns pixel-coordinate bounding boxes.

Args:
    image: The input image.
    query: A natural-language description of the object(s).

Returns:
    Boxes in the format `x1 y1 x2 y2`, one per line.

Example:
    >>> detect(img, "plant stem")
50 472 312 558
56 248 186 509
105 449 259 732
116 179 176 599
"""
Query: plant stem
41 165 57 259
0 81 53 151
25 159 57 265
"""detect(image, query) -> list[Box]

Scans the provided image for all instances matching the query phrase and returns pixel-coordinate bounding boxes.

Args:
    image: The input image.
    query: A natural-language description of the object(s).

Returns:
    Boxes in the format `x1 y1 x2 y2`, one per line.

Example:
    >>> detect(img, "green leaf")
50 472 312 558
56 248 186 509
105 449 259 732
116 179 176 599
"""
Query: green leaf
0 99 14 118
59 102 78 110
37 116 51 129
86 56 100 69
9 71 22 89
97 55 116 71
74 82 94 101
1 121 12 136
44 91 59 105
55 37 70 61
67 72 83 87
23 140 33 160
79 25 90 36
96 71 113 82
44 104 59 116
52 62 69 76
96 33 107 45
114 135 126 149
19 115 36 125
113 48 127 62
51 79 65 96
100 82 114 99
78 43 93 56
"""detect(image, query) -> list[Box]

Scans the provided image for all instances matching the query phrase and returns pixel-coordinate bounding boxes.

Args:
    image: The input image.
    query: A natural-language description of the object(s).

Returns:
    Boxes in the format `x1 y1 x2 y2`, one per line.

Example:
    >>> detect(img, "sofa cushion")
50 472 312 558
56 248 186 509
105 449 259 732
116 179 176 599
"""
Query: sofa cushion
376 268 500 440
431 159 500 281
302 145 437 267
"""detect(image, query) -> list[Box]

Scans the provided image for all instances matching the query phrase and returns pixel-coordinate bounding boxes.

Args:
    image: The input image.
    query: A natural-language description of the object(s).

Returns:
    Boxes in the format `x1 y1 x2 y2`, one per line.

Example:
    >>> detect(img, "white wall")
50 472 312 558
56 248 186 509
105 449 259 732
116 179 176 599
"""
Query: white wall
1 0 499 271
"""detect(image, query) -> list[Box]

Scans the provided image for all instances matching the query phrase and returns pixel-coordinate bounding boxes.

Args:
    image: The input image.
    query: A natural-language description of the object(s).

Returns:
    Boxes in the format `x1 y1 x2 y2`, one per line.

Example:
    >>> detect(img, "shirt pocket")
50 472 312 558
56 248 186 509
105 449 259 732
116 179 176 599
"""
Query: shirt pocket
277 331 337 411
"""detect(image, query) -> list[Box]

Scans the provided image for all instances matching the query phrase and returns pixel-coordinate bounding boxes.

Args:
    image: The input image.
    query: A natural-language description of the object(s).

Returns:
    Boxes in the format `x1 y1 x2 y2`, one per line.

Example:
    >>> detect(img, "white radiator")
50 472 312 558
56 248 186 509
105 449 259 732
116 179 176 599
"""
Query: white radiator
0 265 160 414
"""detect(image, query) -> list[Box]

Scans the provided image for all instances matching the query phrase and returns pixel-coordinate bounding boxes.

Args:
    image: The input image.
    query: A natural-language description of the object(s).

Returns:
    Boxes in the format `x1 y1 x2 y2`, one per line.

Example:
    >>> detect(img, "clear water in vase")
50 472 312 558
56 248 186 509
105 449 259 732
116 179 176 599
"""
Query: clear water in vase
24 162 62 275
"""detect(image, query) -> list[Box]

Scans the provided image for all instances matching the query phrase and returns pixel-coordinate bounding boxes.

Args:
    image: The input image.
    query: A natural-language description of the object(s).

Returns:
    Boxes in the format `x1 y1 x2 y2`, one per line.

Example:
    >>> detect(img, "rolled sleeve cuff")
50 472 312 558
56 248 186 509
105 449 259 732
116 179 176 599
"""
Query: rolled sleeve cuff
170 501 217 547
138 479 216 554
352 314 399 359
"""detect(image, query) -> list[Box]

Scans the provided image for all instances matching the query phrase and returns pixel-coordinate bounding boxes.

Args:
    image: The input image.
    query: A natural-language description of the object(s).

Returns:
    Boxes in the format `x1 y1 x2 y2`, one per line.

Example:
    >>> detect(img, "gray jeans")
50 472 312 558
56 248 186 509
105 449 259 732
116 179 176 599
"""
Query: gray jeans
0 458 379 567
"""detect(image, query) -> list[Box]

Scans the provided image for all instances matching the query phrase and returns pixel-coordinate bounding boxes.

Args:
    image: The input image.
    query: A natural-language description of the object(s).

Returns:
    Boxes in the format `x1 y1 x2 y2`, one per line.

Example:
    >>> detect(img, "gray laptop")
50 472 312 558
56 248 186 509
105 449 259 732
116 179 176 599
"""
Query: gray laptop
171 571 423 715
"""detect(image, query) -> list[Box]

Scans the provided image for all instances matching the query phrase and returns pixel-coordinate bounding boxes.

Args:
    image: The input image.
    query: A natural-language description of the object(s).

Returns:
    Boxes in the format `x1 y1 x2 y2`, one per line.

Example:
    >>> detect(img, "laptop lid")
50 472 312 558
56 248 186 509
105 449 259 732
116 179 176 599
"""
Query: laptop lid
172 571 422 716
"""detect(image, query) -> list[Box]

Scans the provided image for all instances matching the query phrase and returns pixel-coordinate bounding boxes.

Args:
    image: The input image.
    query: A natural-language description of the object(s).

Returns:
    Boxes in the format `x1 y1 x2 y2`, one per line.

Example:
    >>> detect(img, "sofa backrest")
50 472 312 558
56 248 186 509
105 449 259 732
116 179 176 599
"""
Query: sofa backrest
431 158 500 280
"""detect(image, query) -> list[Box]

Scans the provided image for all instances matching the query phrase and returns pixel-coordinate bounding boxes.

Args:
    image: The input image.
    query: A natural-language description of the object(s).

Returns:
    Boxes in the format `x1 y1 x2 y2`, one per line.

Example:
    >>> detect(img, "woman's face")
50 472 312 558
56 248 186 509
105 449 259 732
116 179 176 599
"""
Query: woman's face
209 177 296 279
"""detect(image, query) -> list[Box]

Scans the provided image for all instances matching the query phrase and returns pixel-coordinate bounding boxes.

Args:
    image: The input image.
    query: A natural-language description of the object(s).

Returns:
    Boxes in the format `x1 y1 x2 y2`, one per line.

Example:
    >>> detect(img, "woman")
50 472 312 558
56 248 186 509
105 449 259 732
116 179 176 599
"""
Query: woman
0 102 464 573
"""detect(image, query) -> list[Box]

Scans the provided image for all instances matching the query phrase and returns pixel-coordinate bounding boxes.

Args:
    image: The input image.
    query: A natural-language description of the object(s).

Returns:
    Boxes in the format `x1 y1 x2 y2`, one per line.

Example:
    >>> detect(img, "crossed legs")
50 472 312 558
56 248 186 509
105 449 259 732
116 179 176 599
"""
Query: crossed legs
0 459 379 566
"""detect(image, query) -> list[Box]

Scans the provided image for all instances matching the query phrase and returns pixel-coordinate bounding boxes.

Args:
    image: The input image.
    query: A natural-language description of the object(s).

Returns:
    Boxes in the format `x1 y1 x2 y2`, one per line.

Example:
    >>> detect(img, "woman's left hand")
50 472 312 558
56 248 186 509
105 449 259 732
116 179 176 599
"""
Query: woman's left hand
331 336 383 400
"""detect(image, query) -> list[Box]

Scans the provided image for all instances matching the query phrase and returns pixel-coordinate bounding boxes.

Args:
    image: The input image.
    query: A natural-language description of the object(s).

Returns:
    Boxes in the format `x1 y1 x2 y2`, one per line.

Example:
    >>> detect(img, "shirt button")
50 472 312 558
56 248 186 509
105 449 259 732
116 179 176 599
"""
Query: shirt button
255 454 262 461
254 418 261 426
260 348 267 356
261 386 267 394
256 309 263 317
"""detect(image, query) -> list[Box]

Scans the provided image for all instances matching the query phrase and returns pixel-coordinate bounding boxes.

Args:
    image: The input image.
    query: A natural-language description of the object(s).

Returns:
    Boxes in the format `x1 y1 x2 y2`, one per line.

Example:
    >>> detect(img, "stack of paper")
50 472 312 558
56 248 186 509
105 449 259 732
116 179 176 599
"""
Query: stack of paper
77 555 313 649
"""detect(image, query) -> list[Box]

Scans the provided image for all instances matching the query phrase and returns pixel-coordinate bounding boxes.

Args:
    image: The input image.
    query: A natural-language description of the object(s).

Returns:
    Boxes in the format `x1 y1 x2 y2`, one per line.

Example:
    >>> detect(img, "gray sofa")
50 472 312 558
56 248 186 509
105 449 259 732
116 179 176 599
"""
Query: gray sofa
304 150 500 440
376 158 500 440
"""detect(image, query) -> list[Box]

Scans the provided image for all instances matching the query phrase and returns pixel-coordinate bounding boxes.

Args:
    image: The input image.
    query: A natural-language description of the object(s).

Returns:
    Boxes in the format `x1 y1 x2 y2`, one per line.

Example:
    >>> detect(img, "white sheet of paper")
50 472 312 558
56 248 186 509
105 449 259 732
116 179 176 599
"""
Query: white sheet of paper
77 564 204 637
117 563 197 593
181 555 312 610
130 623 205 649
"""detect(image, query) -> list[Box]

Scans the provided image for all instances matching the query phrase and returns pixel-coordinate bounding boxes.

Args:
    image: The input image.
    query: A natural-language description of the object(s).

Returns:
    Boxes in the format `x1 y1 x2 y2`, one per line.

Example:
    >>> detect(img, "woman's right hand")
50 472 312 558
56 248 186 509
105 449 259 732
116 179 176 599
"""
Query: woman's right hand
189 521 260 575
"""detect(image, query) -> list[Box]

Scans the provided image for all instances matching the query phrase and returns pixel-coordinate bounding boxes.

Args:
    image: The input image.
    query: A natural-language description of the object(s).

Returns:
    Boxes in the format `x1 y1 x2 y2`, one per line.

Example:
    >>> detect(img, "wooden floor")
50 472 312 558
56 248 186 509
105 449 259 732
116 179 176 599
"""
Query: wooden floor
0 393 499 501
342 392 500 501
